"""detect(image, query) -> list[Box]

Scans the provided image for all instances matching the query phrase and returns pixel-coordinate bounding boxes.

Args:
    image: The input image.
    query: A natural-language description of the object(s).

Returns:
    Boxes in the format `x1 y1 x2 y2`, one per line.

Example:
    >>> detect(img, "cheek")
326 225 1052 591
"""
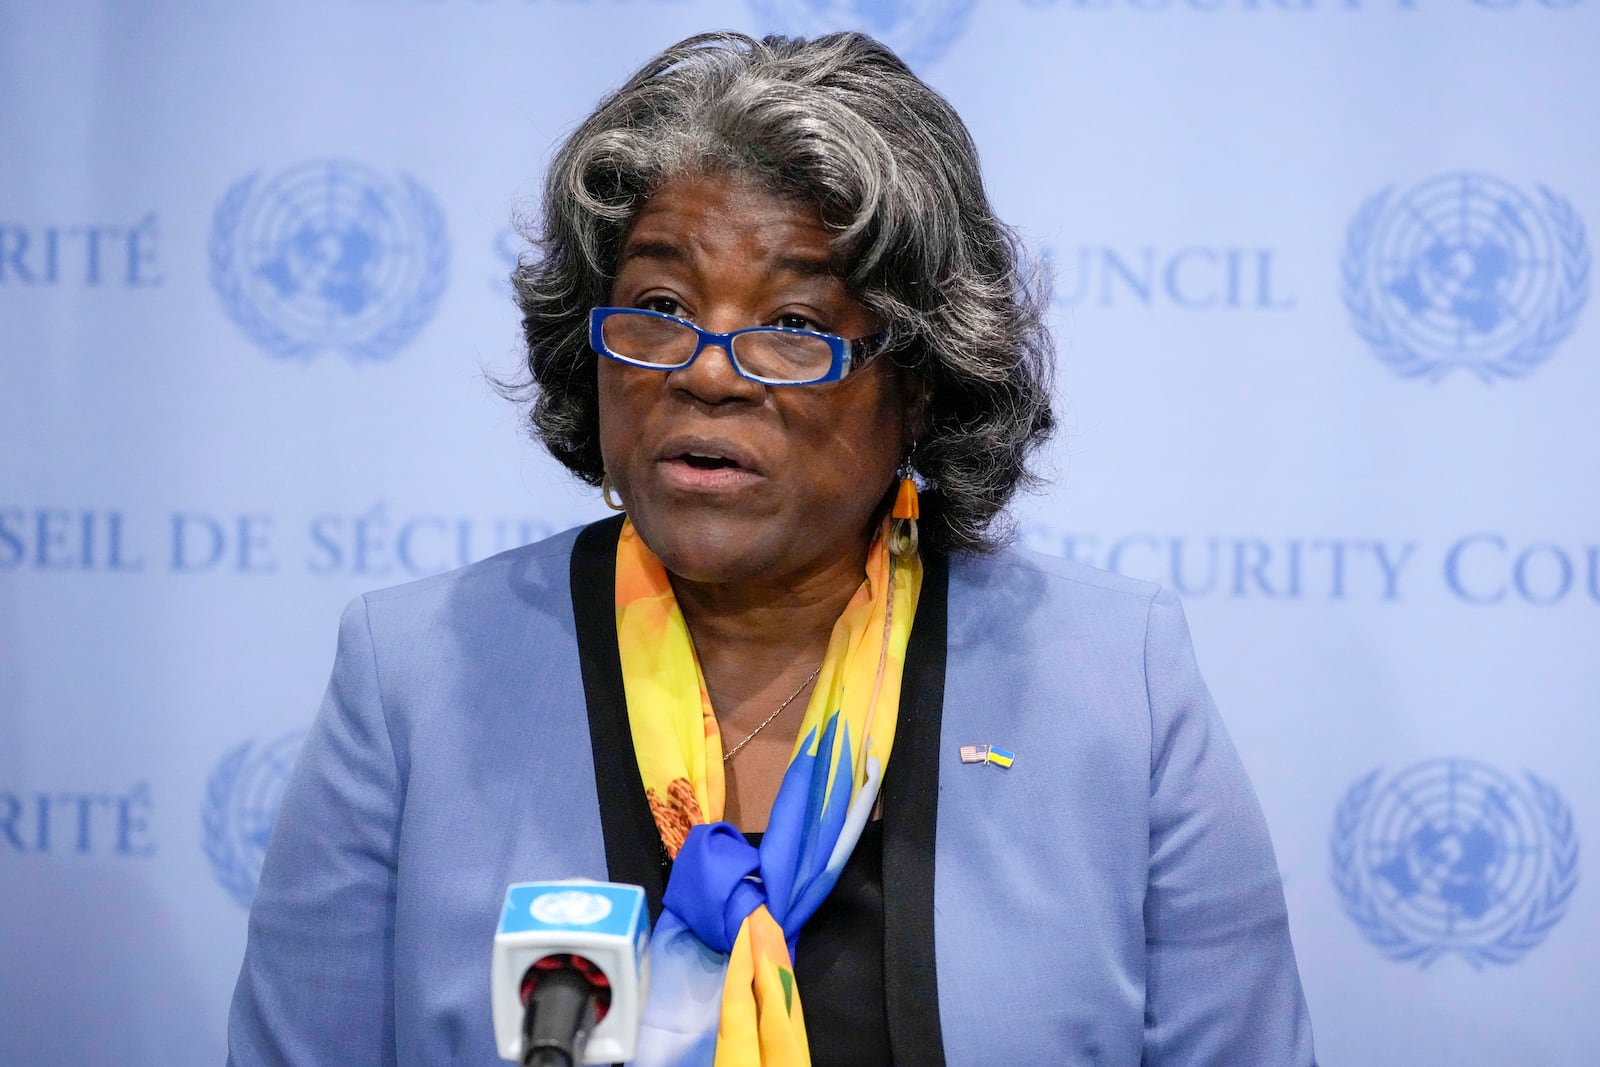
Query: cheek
802 386 906 507
595 364 642 470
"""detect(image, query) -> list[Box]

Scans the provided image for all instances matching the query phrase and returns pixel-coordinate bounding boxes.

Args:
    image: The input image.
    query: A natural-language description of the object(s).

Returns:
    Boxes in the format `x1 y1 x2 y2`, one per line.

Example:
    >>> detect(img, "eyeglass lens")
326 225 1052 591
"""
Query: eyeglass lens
601 313 834 382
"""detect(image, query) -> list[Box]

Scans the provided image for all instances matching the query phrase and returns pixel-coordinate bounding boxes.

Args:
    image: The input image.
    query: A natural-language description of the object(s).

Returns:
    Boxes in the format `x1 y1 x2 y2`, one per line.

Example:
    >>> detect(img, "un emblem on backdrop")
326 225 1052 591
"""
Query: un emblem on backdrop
210 160 450 362
203 731 308 908
745 0 976 66
1331 758 1578 967
1342 172 1590 382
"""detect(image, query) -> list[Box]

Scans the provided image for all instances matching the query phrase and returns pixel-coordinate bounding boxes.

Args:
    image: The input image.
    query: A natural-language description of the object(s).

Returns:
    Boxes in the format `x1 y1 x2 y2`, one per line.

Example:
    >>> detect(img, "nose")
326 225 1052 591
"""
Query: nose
667 335 763 405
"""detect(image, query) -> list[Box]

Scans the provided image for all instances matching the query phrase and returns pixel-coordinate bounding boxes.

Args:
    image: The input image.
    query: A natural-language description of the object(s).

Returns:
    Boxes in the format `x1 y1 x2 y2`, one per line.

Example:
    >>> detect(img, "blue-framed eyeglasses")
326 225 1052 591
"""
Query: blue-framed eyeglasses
589 307 888 386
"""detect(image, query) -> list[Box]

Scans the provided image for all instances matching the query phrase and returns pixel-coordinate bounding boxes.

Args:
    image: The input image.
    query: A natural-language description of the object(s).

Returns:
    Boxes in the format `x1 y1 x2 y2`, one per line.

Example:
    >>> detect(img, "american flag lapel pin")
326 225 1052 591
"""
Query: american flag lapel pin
959 744 1015 769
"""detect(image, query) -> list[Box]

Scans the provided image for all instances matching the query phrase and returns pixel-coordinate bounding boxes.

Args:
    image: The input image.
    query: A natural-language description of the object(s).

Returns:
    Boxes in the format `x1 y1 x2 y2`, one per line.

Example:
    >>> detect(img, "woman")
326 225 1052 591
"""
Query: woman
229 31 1315 1066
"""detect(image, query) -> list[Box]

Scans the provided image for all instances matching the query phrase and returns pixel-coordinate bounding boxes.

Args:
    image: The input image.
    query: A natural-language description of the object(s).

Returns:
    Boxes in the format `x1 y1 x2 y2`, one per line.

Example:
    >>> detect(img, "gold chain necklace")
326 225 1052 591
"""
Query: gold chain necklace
721 664 824 763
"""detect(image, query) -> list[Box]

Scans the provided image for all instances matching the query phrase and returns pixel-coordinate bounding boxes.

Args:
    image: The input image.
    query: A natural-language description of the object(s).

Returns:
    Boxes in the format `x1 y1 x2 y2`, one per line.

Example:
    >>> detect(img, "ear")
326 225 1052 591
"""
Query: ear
899 373 931 455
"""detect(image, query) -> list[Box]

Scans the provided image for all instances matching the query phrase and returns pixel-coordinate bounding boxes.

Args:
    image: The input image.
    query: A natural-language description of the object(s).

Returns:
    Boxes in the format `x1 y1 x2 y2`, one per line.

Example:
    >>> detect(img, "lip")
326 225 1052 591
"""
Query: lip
654 434 764 473
652 434 767 493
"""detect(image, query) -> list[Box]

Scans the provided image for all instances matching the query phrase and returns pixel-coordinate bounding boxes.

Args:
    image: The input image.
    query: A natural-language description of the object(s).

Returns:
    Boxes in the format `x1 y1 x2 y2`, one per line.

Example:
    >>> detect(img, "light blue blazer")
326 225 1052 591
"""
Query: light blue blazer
228 521 1315 1065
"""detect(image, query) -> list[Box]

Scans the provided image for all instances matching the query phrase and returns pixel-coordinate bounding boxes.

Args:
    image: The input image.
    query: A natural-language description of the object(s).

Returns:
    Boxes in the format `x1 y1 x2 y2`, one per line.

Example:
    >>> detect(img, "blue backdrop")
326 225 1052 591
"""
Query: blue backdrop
3 2 1597 1064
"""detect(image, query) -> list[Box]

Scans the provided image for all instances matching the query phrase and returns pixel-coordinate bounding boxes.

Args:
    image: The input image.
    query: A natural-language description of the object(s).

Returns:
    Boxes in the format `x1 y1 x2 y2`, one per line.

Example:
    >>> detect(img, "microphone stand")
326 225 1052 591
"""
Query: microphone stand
521 968 602 1067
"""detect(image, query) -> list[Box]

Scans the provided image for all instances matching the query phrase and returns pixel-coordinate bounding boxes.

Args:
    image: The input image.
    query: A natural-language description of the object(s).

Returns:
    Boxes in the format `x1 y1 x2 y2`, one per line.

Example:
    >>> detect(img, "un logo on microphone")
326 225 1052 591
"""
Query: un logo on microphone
745 0 976 66
203 731 308 908
1331 759 1579 968
209 160 450 362
1342 173 1590 382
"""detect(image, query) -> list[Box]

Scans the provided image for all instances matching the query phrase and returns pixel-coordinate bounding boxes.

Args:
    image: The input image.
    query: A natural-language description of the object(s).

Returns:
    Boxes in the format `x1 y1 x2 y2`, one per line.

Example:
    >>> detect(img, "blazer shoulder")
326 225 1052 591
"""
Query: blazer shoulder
355 523 584 614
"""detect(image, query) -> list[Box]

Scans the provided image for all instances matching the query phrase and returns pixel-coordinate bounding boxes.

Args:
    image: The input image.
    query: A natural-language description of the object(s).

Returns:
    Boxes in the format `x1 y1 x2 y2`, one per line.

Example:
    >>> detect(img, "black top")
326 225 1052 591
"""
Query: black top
568 516 950 1065
745 821 890 1066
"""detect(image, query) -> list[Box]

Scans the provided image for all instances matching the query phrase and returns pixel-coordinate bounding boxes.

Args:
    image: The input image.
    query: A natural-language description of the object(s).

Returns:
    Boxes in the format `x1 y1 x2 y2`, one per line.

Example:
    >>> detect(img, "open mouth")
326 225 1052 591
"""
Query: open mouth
679 453 740 471
656 437 760 486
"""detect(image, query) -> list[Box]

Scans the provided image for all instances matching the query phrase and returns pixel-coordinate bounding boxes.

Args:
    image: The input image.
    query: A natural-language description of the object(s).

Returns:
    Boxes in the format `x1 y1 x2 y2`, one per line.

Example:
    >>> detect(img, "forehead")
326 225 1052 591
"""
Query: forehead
619 173 840 272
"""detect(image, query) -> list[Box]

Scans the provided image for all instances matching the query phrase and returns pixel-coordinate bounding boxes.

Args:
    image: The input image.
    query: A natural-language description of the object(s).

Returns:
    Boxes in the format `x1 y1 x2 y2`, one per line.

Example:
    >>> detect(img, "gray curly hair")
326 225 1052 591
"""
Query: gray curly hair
510 30 1055 553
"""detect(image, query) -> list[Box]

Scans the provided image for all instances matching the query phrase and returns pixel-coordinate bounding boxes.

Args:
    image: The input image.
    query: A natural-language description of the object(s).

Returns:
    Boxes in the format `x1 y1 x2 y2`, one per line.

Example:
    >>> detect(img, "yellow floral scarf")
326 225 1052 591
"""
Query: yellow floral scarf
617 517 920 1066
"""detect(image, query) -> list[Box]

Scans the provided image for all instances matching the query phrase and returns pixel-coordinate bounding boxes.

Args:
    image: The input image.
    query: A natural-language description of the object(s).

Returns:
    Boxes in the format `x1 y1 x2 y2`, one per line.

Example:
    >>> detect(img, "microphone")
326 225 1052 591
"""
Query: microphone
491 881 651 1066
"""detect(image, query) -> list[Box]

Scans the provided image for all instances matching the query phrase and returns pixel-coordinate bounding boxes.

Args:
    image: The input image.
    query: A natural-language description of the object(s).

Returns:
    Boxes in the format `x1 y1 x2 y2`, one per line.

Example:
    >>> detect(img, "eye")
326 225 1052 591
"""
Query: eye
774 312 824 333
639 295 687 318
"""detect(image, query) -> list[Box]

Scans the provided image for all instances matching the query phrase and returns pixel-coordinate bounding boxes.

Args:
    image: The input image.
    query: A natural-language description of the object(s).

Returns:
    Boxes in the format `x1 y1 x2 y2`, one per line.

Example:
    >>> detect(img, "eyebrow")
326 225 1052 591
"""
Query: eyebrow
617 239 687 267
770 255 835 279
618 240 838 280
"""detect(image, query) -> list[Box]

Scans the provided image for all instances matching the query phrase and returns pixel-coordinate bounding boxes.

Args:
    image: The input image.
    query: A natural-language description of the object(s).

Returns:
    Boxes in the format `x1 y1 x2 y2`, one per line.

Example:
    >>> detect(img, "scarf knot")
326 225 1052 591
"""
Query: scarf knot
663 822 767 954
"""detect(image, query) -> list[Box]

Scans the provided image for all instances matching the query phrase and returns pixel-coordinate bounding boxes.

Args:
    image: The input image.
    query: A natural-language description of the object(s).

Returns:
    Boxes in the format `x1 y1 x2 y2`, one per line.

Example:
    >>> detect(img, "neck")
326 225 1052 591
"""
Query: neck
665 537 876 831
668 545 869 713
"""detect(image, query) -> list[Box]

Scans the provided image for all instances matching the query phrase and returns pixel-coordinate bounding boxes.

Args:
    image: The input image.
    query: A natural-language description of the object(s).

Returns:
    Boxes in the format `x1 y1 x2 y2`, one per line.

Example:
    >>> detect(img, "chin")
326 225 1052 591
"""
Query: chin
629 509 778 585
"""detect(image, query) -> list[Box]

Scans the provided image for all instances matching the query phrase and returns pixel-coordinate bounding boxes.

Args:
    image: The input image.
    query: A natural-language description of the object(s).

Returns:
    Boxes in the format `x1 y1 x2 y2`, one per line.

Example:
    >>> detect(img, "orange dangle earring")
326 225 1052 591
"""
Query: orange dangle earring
888 460 919 558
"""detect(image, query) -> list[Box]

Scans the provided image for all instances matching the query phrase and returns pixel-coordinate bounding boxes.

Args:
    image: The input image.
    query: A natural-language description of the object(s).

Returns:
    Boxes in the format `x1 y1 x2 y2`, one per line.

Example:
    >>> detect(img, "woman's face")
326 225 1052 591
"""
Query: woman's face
597 172 914 587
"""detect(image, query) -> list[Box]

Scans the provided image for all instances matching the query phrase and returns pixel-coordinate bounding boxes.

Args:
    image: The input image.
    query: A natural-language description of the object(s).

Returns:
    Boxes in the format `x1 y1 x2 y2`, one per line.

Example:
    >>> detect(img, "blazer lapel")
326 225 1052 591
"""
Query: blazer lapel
570 515 670 918
882 549 949 1065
